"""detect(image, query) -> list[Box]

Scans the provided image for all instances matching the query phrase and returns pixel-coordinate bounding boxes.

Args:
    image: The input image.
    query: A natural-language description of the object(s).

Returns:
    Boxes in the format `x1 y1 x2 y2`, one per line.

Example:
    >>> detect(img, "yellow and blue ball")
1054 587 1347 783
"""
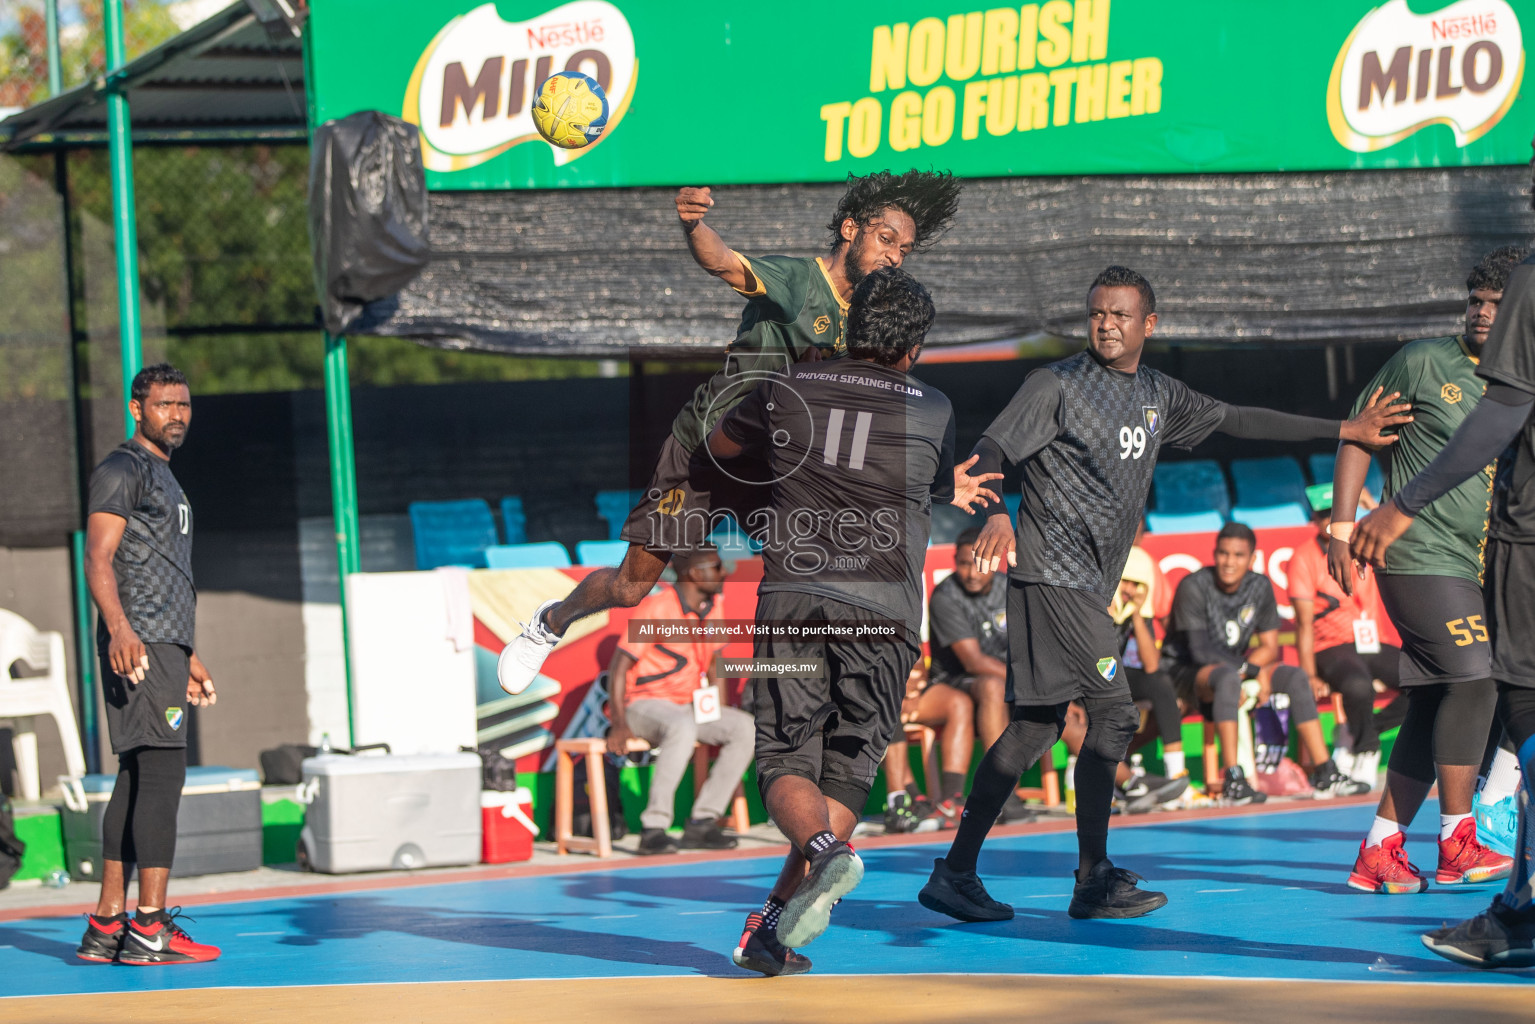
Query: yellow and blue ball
531 71 609 150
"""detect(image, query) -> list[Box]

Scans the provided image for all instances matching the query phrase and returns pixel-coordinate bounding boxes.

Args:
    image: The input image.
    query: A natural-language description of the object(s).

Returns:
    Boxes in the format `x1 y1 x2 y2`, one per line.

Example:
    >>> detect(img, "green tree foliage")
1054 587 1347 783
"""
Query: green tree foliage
0 1 181 107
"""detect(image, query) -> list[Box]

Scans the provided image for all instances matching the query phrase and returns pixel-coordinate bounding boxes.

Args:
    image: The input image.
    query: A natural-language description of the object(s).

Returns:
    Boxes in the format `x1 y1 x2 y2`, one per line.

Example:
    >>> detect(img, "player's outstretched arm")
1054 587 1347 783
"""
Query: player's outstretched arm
1215 388 1411 445
951 454 1003 512
1339 387 1413 446
677 186 750 292
1351 381 1534 568
1326 442 1373 594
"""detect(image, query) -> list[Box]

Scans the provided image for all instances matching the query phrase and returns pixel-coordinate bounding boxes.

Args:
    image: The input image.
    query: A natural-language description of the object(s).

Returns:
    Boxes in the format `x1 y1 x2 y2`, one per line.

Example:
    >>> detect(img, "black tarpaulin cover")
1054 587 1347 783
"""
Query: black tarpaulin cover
308 110 429 335
347 167 1532 355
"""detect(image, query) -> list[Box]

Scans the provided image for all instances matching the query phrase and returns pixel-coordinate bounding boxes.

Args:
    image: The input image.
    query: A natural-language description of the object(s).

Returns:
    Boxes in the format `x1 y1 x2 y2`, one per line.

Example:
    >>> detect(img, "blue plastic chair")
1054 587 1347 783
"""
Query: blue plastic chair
1229 456 1309 509
1307 453 1334 487
710 517 762 561
408 499 498 569
575 539 629 566
485 542 573 569
1365 458 1384 499
1152 460 1230 517
1230 503 1310 529
1145 509 1225 534
595 490 643 541
500 496 528 545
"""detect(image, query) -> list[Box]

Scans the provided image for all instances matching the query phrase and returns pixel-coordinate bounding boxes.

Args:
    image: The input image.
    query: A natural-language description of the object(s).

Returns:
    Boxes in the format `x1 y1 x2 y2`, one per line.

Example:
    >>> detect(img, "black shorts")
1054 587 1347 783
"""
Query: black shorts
619 434 774 553
1376 573 1489 686
100 642 190 754
748 590 920 815
1005 581 1126 706
1167 662 1207 713
1486 539 1535 689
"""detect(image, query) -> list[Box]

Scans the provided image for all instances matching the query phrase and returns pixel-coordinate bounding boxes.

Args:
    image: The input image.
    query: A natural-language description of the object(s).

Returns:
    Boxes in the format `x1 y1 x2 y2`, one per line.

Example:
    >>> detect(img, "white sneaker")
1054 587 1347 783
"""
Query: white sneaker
1333 747 1356 779
497 599 562 696
1349 749 1381 789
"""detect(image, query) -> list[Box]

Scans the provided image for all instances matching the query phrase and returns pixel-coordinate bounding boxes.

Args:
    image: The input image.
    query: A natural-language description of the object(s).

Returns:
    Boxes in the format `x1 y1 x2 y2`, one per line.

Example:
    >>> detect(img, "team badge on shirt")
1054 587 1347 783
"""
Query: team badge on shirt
1142 406 1160 435
165 707 184 730
1096 657 1118 681
1441 383 1464 404
814 315 831 334
1239 604 1255 627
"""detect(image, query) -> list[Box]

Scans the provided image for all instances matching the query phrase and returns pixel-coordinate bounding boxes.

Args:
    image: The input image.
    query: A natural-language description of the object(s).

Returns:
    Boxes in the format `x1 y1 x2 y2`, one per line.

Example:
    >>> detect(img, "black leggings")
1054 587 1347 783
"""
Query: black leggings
1314 644 1402 754
1126 668 1182 745
101 746 186 869
1386 681 1497 784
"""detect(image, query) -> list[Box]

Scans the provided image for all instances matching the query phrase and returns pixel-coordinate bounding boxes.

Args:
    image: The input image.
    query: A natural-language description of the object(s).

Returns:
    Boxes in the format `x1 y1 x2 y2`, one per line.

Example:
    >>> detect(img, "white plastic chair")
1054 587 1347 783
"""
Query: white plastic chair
0 608 87 800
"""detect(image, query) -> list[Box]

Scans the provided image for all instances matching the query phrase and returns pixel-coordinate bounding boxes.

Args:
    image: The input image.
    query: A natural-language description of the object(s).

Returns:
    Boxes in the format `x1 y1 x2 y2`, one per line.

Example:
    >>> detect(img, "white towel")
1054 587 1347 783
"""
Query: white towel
435 566 474 652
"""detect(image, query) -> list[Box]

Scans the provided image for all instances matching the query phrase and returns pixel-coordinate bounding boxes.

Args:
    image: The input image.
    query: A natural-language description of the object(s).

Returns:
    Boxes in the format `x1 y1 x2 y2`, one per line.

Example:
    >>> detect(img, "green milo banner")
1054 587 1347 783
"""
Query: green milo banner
307 0 1532 190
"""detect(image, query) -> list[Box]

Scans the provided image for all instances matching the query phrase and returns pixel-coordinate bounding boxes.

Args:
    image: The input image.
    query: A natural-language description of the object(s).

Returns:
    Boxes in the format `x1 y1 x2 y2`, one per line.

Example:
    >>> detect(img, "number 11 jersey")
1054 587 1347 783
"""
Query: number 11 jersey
984 350 1226 600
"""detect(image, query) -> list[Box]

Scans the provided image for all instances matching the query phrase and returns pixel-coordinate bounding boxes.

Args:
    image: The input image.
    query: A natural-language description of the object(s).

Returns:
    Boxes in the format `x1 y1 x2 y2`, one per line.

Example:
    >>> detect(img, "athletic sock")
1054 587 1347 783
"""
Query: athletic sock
1163 749 1186 777
1365 815 1400 848
1441 812 1474 841
760 895 785 932
940 771 967 802
1074 750 1116 878
905 782 923 801
803 830 839 859
1483 747 1522 804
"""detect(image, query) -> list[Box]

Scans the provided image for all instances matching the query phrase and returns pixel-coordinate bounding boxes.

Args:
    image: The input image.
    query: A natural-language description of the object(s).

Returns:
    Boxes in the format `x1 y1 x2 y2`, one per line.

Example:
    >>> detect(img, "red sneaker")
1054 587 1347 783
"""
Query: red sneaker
1437 817 1514 885
1347 832 1428 894
118 909 222 965
929 798 963 830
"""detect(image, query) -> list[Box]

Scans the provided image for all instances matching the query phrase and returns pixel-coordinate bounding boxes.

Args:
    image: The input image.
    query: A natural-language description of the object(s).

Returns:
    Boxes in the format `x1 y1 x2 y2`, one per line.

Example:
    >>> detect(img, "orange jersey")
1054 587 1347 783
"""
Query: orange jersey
618 586 726 706
1287 536 1382 653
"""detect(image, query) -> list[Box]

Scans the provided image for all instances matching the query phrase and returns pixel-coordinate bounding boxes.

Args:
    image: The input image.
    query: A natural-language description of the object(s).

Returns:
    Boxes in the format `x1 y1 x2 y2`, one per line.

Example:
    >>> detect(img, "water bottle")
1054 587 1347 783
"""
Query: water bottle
1065 754 1078 814
319 732 333 754
45 868 70 889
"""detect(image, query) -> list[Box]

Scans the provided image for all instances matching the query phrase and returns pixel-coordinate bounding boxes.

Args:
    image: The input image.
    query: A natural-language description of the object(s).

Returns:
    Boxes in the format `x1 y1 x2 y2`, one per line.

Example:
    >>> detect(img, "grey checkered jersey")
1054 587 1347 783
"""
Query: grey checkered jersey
87 441 196 647
987 351 1226 600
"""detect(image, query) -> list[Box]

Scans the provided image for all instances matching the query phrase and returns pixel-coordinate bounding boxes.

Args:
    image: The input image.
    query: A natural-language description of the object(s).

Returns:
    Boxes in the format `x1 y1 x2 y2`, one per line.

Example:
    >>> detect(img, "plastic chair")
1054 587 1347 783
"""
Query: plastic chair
1365 459 1384 499
1145 509 1225 535
594 490 643 541
1230 503 1310 529
1229 456 1308 510
408 499 498 569
1307 453 1334 487
486 542 573 569
500 497 528 546
576 539 630 566
0 609 87 800
1153 460 1230 517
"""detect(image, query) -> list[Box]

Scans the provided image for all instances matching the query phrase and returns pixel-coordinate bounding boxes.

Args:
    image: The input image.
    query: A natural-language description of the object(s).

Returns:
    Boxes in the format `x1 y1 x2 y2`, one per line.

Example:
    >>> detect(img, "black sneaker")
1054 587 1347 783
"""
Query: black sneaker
884 792 925 834
1068 859 1168 920
1221 766 1267 806
118 908 221 964
1312 760 1371 799
1116 778 1161 814
680 819 738 850
778 842 864 947
918 857 1014 922
732 911 812 976
636 828 679 855
1422 899 1535 969
997 792 1039 825
77 912 128 963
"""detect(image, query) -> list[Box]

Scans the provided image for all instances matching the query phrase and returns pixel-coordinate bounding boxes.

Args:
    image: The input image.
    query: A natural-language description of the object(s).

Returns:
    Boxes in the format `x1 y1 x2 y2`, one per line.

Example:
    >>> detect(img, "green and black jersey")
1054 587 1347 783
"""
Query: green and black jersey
1351 335 1494 582
669 253 849 452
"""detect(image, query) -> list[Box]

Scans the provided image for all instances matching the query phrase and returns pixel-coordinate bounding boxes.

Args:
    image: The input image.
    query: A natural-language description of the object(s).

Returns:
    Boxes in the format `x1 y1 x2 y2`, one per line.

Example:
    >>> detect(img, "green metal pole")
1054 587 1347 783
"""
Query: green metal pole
70 531 100 774
305 17 362 744
104 0 142 437
45 0 62 96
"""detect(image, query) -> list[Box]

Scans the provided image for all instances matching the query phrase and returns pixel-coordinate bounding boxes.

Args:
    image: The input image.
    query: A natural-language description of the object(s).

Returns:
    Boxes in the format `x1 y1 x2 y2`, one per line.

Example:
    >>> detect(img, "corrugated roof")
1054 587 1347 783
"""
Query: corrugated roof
0 2 305 150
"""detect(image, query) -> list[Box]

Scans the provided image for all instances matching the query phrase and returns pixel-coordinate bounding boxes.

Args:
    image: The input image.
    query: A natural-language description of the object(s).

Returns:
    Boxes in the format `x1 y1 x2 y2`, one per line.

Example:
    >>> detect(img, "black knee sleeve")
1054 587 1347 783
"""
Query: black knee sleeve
1081 696 1139 765
1209 665 1242 722
1499 684 1535 759
1270 664 1319 724
944 703 1065 874
1433 679 1498 766
102 746 186 868
1388 686 1443 785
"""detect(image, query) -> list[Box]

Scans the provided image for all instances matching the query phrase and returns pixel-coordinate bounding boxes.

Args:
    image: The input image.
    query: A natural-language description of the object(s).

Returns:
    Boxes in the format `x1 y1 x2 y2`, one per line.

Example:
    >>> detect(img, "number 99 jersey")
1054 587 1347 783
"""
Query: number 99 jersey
982 351 1228 600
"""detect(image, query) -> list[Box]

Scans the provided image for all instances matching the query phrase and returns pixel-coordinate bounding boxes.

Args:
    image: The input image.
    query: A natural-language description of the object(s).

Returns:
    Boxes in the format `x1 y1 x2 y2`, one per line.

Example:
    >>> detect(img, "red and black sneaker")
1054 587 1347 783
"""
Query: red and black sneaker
118 908 221 965
731 911 811 977
76 912 128 963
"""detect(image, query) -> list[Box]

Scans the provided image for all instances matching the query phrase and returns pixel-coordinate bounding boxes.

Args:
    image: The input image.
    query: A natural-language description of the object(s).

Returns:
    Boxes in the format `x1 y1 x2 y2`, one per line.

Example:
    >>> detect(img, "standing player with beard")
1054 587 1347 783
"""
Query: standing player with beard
497 172 965 697
917 266 1410 925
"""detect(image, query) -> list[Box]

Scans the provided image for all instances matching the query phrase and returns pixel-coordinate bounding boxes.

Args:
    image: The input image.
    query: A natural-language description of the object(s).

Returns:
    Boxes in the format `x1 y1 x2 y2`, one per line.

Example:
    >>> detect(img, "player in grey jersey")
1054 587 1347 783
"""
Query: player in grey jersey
918 266 1410 924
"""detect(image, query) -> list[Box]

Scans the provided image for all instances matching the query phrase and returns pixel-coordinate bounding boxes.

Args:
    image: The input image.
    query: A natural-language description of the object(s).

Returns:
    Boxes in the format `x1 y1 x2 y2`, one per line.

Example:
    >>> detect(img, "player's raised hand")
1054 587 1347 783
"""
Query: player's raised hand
186 651 216 707
1350 500 1414 569
676 186 714 229
951 454 1003 512
972 514 1017 575
1340 387 1412 447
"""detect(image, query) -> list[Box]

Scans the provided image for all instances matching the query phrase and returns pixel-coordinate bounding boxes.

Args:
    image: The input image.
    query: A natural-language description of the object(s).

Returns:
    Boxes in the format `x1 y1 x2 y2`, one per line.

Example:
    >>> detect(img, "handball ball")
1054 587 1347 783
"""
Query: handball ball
531 71 609 149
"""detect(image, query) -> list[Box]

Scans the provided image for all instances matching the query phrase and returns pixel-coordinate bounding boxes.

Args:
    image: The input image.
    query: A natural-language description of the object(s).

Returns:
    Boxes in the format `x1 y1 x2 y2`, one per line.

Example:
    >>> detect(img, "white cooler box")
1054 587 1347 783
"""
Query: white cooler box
297 752 482 873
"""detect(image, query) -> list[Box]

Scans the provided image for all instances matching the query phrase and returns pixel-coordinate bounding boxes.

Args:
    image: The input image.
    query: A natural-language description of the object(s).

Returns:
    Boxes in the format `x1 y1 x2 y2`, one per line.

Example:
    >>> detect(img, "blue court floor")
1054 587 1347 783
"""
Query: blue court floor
1 801 1531 1001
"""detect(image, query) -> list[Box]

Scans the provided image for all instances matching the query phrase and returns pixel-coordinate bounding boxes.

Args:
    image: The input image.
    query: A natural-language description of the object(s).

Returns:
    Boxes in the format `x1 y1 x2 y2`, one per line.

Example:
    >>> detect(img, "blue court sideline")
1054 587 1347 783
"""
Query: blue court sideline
1 802 1531 999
